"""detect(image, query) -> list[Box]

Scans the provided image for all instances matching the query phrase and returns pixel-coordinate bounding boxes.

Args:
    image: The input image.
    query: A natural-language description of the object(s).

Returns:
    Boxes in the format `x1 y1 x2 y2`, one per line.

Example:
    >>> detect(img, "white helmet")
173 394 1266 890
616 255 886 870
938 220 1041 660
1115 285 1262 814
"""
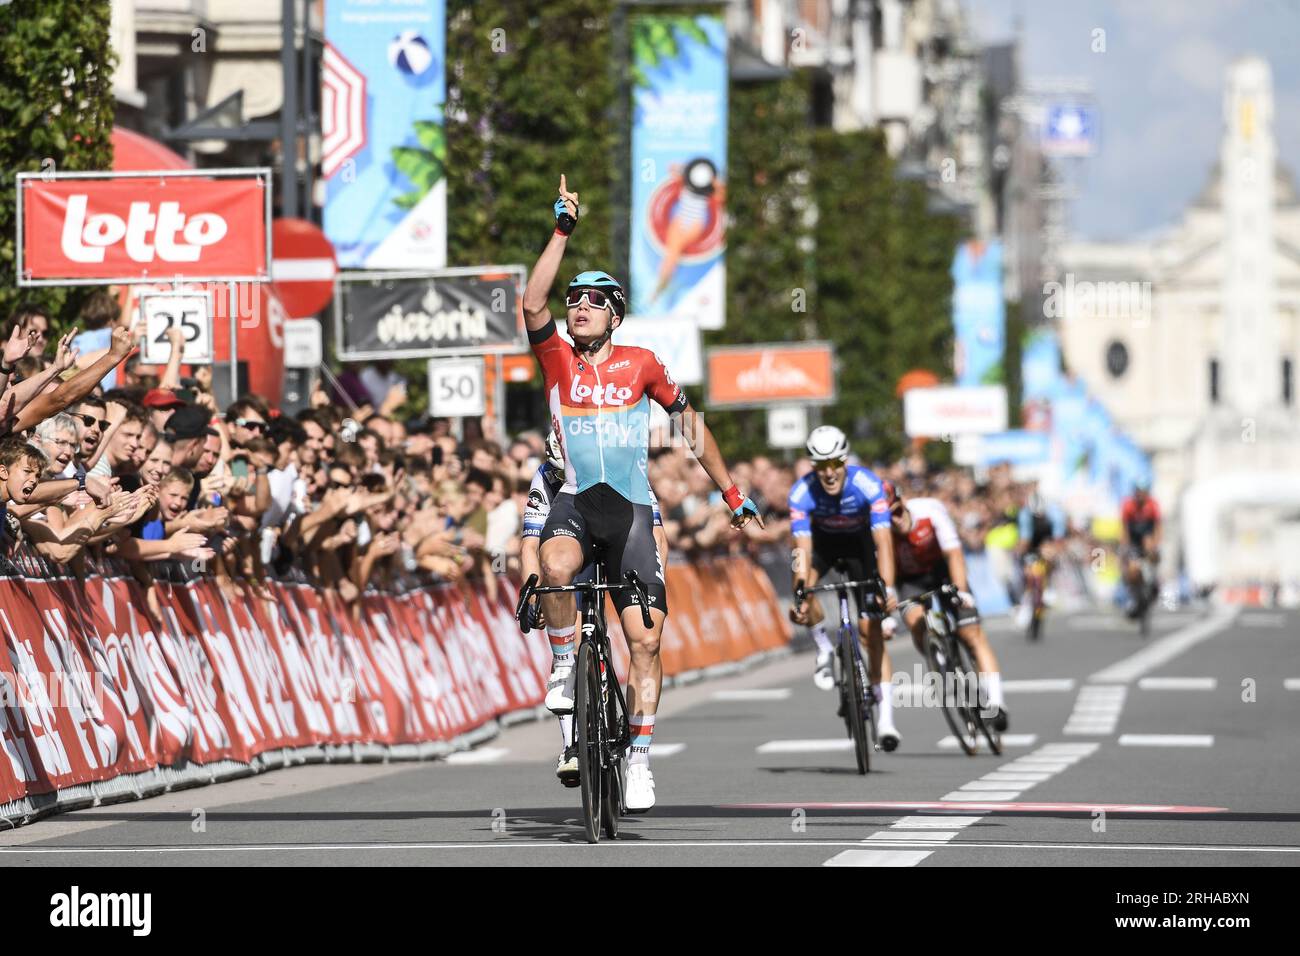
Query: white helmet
545 431 564 469
806 425 850 462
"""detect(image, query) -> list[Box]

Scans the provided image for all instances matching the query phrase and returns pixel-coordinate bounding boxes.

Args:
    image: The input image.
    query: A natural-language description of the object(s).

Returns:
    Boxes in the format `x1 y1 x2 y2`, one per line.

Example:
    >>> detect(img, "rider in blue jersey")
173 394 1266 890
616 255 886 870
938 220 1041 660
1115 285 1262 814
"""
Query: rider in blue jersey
788 426 902 750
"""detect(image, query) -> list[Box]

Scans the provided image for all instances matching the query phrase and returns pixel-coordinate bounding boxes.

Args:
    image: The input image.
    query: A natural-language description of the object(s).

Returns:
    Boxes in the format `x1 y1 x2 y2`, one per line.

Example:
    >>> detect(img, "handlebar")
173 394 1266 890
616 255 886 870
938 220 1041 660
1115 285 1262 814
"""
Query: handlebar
793 576 885 606
894 583 961 613
515 570 655 634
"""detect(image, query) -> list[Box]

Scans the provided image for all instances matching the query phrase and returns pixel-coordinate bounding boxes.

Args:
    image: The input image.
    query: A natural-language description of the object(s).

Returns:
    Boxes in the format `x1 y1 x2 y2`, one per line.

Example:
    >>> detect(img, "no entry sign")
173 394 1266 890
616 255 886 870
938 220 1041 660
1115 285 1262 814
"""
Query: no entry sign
271 217 337 318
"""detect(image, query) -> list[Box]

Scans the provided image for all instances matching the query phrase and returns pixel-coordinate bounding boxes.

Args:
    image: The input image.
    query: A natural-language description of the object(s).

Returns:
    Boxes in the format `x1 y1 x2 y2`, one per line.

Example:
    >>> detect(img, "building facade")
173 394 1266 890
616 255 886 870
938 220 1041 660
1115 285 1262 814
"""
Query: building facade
1057 58 1300 590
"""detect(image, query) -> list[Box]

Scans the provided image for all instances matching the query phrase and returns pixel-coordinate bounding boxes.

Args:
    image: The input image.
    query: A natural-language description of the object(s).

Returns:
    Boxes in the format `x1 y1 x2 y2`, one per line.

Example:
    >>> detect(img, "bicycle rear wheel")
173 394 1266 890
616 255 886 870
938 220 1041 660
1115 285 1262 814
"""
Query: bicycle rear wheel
574 641 602 843
954 639 1001 755
840 634 870 774
927 632 977 755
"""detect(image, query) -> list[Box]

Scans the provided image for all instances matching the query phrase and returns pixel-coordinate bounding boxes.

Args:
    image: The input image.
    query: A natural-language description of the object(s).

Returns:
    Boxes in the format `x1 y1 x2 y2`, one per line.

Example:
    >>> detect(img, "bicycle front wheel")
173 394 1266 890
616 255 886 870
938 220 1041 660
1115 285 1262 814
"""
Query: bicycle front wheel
600 669 625 840
840 636 870 774
927 632 977 755
574 641 602 844
954 639 1001 755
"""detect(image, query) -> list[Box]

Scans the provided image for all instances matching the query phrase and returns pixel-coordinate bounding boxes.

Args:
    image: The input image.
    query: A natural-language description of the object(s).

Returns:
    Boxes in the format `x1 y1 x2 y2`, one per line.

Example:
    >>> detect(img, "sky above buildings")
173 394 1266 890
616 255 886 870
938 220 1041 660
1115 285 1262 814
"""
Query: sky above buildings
967 0 1300 241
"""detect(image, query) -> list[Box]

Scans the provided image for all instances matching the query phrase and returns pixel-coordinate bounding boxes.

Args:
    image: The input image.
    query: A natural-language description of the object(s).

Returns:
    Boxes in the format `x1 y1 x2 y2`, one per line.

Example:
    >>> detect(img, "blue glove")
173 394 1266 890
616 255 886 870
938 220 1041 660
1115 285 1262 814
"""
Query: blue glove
554 196 578 235
732 497 760 523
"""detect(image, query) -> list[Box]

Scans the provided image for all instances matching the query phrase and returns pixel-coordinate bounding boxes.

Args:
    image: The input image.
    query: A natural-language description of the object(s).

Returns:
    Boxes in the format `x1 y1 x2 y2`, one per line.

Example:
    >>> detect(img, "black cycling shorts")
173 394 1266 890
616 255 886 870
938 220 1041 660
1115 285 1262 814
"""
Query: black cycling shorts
898 571 981 629
540 483 666 617
810 530 882 620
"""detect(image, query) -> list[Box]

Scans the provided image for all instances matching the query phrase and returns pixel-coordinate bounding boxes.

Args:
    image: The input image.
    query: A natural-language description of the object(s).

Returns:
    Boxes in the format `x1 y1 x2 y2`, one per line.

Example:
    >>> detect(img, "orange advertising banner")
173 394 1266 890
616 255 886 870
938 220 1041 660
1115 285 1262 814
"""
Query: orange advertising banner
706 343 835 407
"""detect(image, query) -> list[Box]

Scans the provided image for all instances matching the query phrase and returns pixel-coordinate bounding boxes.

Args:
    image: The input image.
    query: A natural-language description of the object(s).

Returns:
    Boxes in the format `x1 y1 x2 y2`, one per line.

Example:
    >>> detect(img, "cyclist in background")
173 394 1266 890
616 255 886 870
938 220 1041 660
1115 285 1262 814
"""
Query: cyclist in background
523 175 762 813
787 426 901 750
884 481 1008 730
1120 481 1161 617
1015 487 1063 631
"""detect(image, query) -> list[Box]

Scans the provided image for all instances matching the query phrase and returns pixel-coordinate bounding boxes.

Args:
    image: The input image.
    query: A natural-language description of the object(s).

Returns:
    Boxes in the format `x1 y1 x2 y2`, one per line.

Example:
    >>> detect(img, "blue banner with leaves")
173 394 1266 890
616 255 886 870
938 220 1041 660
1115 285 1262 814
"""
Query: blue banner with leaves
629 14 728 329
323 0 445 268
952 240 1005 386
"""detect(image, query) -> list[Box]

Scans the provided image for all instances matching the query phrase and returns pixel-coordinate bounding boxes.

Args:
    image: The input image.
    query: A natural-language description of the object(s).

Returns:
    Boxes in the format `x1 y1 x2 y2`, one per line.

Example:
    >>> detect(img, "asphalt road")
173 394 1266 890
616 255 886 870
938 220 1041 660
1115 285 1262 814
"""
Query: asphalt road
3 604 1298 867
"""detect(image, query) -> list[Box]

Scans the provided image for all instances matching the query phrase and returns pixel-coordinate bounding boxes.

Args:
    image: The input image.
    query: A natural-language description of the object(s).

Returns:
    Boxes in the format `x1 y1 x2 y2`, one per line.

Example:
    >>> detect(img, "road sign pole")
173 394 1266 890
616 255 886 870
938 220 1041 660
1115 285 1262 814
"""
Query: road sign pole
228 280 238 405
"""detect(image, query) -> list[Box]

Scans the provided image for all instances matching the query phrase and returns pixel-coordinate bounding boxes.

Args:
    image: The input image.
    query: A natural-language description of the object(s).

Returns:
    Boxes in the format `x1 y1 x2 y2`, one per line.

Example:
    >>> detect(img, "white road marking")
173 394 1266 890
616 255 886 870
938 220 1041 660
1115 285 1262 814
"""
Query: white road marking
1284 678 1300 691
869 830 959 841
979 772 1055 783
756 739 852 754
957 780 1030 792
1089 608 1238 684
823 849 933 867
1138 677 1217 690
1003 679 1076 693
889 815 983 829
942 790 1023 801
1064 685 1127 735
443 747 509 765
998 762 1071 772
651 743 687 757
1119 734 1215 747
938 733 1037 749
711 688 791 702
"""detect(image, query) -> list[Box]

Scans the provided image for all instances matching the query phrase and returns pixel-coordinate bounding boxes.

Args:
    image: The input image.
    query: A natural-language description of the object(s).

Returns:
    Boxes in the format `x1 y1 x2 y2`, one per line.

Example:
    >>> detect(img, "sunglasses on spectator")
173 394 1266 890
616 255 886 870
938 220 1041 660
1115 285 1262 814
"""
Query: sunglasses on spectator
565 289 614 311
74 414 110 431
235 419 267 432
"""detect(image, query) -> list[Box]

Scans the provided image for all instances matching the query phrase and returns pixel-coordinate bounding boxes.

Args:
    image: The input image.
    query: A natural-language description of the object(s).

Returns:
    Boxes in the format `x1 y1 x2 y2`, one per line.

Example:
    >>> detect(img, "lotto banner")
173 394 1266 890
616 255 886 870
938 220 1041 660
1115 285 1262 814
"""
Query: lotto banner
322 0 447 268
0 557 787 815
19 172 269 285
628 14 728 329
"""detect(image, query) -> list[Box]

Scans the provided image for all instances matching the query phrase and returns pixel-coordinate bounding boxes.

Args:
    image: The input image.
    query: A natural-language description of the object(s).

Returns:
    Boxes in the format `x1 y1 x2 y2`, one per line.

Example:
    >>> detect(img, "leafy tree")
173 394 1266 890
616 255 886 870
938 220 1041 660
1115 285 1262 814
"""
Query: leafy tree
697 71 814 460
807 128 961 465
394 0 622 418
0 0 117 329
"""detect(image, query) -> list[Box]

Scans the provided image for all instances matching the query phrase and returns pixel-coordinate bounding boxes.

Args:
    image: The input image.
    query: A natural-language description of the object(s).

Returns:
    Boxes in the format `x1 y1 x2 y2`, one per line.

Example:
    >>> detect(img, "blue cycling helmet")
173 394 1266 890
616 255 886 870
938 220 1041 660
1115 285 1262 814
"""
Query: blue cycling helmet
567 270 627 320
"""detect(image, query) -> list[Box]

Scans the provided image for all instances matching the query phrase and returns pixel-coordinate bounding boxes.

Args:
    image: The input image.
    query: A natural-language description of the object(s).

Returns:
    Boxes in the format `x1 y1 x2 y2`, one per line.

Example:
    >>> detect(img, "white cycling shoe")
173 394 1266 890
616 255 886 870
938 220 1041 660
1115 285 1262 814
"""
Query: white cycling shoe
545 659 576 714
623 764 656 813
813 649 835 691
877 715 901 753
555 745 579 788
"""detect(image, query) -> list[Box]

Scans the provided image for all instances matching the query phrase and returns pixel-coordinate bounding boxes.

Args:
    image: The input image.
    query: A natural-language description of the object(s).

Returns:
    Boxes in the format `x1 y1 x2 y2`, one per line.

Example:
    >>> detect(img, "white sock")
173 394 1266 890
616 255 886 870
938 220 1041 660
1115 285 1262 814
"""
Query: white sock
547 625 576 664
558 714 574 748
984 671 1004 709
809 623 833 655
875 683 894 725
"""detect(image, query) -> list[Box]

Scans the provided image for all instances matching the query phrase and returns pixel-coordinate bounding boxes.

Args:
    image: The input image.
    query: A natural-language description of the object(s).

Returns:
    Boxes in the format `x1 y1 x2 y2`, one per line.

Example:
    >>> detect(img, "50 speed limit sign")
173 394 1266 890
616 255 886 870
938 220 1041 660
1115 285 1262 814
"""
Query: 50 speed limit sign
428 357 485 418
138 290 214 365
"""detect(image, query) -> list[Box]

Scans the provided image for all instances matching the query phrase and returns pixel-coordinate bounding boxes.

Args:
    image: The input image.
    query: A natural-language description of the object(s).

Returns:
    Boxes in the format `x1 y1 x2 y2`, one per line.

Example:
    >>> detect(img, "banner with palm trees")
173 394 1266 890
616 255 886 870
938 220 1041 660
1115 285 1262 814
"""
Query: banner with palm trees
628 14 728 329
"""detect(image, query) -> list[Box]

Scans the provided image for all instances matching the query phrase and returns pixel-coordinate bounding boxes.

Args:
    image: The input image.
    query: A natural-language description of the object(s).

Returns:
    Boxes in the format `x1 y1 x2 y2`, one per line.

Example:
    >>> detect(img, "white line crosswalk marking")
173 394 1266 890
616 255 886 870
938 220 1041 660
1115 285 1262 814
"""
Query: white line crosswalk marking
1138 677 1217 690
823 849 934 867
1119 734 1214 747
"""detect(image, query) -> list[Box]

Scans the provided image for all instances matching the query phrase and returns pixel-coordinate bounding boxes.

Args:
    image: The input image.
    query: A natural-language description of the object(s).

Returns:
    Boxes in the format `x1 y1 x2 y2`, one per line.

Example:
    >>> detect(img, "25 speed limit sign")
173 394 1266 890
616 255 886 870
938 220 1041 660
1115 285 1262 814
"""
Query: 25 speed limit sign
139 291 214 365
428 357 485 418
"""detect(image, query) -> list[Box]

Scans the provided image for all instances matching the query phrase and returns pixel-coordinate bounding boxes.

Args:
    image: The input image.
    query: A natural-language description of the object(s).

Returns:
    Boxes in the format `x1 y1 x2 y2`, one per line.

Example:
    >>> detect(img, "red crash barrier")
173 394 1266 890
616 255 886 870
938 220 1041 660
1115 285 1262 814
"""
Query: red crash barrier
0 556 789 816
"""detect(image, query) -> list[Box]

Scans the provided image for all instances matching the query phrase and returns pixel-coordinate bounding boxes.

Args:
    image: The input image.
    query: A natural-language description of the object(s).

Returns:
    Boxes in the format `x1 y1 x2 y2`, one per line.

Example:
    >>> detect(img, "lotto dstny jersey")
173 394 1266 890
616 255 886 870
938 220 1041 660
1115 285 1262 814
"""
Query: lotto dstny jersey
892 497 961 580
522 463 663 538
530 319 687 506
788 465 891 538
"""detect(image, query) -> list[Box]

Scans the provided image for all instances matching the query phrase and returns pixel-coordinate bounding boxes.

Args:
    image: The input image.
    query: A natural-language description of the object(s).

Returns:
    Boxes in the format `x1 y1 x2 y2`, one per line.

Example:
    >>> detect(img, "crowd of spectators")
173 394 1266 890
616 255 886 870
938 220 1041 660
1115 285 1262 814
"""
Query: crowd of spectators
1 292 1110 621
